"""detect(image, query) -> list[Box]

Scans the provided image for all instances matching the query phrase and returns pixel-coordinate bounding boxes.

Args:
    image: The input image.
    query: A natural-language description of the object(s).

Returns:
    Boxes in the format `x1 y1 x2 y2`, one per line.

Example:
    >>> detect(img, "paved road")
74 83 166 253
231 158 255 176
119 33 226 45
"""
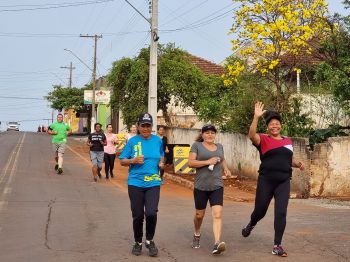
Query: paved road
0 131 349 262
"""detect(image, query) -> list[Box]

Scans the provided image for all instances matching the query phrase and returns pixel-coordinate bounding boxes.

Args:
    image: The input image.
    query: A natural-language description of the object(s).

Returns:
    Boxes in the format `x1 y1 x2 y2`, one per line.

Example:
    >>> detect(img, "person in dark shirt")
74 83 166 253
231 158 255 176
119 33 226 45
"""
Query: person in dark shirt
241 101 305 257
87 123 107 182
157 125 169 180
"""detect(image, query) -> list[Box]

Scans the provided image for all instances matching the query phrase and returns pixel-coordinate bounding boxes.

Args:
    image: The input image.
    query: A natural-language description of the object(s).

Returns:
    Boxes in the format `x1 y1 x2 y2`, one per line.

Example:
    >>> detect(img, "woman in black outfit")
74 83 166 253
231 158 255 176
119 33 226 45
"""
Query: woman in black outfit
157 125 169 179
242 101 304 257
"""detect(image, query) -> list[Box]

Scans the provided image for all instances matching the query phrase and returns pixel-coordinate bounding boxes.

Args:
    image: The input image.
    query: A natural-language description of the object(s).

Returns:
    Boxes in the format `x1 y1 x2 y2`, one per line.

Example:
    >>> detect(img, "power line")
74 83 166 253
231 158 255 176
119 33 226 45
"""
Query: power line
0 95 45 100
0 0 115 12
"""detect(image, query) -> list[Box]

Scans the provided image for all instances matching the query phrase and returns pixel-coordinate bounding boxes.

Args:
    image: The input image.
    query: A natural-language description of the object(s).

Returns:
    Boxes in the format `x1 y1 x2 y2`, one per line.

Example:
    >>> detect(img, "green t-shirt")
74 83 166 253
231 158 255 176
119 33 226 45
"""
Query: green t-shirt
49 121 71 144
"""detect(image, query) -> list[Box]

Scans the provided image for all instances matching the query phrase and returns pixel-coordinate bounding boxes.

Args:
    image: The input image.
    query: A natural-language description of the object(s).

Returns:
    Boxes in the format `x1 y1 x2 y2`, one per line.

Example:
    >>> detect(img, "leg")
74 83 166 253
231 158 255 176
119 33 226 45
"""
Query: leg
104 153 110 178
144 186 160 241
97 152 104 178
211 205 223 243
128 185 145 243
90 152 98 180
273 179 290 246
109 154 116 177
209 187 224 243
193 188 209 235
250 177 275 226
57 143 66 168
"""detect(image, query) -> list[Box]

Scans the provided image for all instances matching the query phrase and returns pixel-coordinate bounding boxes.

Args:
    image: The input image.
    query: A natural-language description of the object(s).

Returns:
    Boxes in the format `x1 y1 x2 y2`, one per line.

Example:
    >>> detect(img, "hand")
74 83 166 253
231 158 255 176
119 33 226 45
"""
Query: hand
165 148 169 154
133 155 144 164
207 157 220 165
254 101 267 118
158 162 165 169
298 162 305 171
87 142 92 147
223 168 231 177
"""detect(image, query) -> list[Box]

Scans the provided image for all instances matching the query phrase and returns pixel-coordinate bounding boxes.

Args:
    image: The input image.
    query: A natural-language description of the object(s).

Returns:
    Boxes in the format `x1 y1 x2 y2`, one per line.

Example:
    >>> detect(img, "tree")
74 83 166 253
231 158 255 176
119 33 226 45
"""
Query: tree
107 44 213 127
227 0 329 111
45 85 87 111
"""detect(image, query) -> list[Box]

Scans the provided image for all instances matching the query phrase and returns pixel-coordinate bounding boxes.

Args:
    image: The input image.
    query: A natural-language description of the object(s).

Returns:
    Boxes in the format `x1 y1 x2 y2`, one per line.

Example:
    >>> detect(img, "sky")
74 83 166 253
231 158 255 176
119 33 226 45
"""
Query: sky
0 0 348 131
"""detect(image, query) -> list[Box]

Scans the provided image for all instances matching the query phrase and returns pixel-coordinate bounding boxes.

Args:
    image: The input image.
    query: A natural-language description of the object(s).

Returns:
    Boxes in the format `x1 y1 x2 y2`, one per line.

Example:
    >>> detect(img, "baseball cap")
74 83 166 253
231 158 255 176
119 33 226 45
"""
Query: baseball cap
201 124 217 133
138 112 153 125
264 111 282 125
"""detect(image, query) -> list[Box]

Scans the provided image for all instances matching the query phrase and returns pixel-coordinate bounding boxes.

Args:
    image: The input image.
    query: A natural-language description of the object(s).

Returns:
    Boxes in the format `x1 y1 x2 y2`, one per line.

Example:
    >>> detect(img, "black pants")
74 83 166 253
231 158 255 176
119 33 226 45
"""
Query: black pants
128 185 160 243
104 153 116 177
250 176 290 245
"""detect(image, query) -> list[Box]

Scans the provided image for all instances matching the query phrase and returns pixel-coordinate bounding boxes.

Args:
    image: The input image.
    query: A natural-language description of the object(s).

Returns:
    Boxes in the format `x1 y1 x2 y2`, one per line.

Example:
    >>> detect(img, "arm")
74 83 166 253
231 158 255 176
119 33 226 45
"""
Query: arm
120 156 144 167
47 126 56 135
221 159 231 177
249 101 266 146
188 152 219 168
66 126 72 136
292 157 305 171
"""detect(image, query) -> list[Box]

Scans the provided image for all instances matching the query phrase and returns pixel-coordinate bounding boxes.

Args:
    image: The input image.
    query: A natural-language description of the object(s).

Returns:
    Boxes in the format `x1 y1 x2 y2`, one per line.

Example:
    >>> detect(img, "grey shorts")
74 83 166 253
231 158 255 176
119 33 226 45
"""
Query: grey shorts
90 151 104 167
53 143 66 154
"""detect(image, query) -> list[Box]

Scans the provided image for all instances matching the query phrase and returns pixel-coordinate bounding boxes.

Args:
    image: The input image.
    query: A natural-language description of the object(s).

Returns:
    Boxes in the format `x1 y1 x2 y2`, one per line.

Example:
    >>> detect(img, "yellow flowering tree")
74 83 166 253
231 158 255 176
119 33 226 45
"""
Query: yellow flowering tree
227 0 329 110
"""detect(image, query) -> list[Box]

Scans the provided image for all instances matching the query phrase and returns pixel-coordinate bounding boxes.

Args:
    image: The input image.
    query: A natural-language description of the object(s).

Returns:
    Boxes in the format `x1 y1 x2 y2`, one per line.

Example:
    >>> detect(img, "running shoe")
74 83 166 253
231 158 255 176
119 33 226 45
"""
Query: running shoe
145 240 158 257
54 164 59 171
57 168 63 175
131 242 142 256
272 245 288 257
110 172 114 178
212 241 226 255
242 222 255 237
192 234 201 248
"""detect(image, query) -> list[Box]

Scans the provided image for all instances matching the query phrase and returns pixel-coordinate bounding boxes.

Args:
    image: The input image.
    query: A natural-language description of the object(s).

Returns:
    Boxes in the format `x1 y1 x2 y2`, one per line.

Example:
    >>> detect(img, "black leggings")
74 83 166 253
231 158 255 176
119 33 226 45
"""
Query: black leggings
128 185 160 243
250 176 290 245
104 153 116 176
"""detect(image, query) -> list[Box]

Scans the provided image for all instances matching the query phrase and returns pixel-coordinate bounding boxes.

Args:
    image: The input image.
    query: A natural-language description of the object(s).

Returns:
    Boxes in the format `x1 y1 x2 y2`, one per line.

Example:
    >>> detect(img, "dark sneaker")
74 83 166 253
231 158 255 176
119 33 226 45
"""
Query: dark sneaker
192 234 200 248
242 222 255 237
132 242 142 256
145 240 158 257
272 245 288 257
57 168 63 175
212 241 226 255
54 164 59 171
110 172 114 178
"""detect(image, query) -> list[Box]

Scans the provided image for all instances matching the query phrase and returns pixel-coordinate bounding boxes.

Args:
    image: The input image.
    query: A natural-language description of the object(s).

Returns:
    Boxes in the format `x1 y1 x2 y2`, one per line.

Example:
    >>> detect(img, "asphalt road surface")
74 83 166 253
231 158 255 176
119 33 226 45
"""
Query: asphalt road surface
0 131 349 262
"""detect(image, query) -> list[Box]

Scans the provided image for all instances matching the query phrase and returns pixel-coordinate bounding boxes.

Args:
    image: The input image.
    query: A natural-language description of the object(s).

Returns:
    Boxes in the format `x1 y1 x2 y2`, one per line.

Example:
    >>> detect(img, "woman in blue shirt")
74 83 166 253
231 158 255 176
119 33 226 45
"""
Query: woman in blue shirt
120 113 164 257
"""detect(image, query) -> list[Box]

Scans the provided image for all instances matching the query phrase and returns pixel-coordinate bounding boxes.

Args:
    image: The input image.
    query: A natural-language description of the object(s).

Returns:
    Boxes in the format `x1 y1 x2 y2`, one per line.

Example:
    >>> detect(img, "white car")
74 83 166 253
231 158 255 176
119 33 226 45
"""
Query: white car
7 122 20 131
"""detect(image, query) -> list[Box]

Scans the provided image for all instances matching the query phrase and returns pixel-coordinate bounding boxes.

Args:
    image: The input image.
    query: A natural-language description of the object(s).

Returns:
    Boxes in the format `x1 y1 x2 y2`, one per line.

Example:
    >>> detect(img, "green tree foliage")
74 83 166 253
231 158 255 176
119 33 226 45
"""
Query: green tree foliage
45 85 87 111
107 44 213 127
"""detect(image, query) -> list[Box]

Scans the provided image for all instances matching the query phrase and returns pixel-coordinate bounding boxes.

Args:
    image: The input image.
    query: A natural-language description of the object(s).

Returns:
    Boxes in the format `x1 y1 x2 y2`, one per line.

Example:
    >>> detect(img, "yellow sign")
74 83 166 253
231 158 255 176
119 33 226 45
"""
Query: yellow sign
173 146 195 175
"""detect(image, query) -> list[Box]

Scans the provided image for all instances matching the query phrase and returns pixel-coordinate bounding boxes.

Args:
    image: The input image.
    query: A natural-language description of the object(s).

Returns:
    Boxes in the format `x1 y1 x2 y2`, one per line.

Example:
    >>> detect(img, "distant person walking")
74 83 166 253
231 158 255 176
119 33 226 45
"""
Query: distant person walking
188 124 231 255
241 102 305 257
120 113 164 257
47 113 72 174
87 123 107 182
104 124 117 179
157 125 169 180
125 124 137 142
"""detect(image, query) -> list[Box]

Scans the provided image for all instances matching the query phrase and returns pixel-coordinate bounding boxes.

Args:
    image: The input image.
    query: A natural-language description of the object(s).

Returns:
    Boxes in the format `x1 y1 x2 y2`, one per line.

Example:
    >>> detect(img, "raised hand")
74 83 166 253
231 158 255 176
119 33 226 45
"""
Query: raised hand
254 101 267 118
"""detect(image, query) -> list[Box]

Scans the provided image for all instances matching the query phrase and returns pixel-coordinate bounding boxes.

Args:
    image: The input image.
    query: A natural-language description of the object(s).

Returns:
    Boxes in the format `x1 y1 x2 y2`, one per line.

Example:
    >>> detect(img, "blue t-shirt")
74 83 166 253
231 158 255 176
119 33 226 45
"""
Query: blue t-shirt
119 134 164 188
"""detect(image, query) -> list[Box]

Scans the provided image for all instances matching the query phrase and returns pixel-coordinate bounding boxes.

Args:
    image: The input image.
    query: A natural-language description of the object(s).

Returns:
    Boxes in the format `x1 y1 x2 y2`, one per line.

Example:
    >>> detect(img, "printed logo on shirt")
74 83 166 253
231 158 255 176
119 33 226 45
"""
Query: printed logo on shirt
144 174 161 182
284 145 293 152
133 142 143 157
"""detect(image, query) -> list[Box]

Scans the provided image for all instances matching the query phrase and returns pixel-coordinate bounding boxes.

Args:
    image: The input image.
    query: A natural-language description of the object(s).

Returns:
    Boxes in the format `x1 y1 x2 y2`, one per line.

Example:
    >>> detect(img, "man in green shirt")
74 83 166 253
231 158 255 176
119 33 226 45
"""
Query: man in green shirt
48 113 72 174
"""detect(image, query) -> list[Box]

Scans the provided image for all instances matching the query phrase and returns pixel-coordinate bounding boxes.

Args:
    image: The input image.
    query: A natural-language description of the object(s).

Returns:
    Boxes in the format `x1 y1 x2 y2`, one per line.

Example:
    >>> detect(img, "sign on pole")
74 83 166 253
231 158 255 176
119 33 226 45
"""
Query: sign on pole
84 90 110 105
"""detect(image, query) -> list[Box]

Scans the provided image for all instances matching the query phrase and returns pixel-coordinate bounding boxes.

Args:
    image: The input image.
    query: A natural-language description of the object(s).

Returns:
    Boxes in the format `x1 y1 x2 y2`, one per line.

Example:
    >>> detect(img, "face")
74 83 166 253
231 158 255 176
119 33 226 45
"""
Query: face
202 130 216 143
95 124 102 132
130 125 137 133
158 127 165 135
57 114 63 122
267 119 282 136
138 123 152 138
107 125 113 133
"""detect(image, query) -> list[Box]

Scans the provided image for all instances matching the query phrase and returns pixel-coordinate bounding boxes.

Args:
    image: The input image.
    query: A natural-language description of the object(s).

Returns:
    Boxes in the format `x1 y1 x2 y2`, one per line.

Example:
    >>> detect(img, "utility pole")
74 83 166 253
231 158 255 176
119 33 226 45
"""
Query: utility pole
60 62 75 88
80 34 102 133
148 0 159 133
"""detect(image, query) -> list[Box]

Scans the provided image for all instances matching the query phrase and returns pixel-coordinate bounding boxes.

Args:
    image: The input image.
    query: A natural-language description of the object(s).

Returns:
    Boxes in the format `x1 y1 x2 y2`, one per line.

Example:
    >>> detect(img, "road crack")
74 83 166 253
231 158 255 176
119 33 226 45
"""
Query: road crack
44 198 56 250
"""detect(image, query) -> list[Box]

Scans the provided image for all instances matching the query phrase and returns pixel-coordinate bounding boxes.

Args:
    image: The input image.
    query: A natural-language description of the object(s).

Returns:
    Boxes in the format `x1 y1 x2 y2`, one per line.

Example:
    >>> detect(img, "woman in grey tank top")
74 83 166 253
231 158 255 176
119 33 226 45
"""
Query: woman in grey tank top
188 124 231 255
